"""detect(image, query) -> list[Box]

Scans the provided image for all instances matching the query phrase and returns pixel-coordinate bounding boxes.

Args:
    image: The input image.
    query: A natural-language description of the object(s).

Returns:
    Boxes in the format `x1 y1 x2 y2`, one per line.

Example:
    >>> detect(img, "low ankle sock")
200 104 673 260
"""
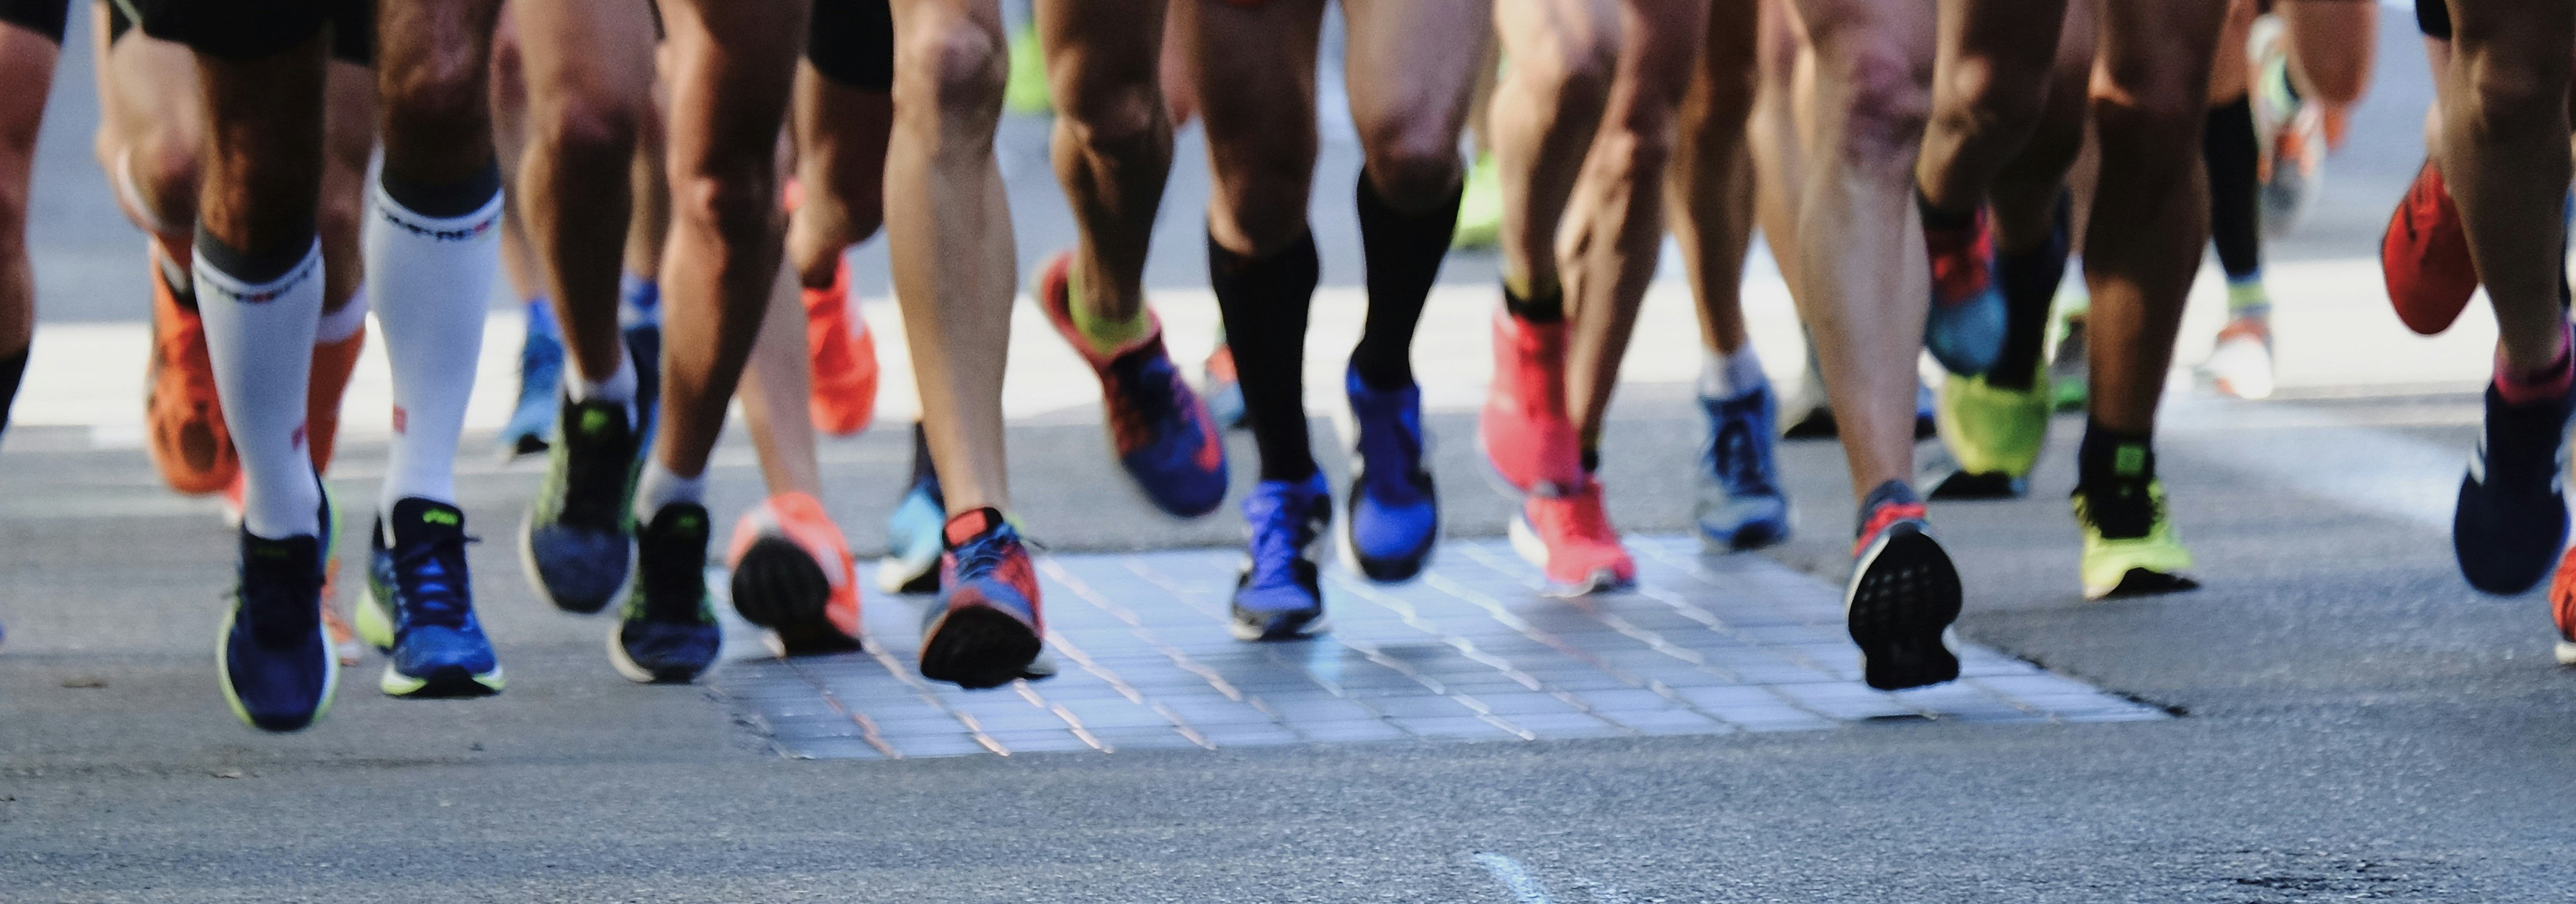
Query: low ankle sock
1856 479 1921 538
2226 279 2271 320
1351 173 1462 391
195 229 326 539
1699 344 1768 399
2496 321 2576 404
0 342 26 439
1066 262 1151 357
2076 421 2155 493
315 288 370 346
574 352 639 419
635 459 707 522
1990 192 2071 391
1209 228 1321 482
2205 95 2262 286
1915 184 1977 235
370 161 504 512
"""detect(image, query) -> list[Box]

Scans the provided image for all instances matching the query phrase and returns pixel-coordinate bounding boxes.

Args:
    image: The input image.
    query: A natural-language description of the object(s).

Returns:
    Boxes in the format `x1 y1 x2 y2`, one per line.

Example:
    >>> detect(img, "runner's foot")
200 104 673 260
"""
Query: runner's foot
1035 252 1229 518
1342 368 1439 582
918 507 1050 687
359 499 505 697
610 503 724 684
1511 476 1636 597
1844 481 1960 690
727 492 864 656
1232 474 1331 641
1696 384 1790 551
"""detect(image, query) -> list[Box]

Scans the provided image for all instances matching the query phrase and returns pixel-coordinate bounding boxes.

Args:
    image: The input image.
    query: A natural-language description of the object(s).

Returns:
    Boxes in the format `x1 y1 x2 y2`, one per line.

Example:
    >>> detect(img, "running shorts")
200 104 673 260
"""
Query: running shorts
2418 0 2449 40
115 0 371 64
808 0 892 92
0 0 66 44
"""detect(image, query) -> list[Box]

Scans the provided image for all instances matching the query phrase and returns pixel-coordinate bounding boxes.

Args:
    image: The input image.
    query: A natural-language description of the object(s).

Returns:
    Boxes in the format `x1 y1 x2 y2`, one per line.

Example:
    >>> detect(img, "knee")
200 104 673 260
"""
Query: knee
1359 120 1467 209
133 130 203 230
1525 25 1619 111
381 52 490 140
1828 47 1931 167
901 18 1007 133
1935 54 2049 141
1057 78 1168 164
537 90 644 172
2456 51 2572 141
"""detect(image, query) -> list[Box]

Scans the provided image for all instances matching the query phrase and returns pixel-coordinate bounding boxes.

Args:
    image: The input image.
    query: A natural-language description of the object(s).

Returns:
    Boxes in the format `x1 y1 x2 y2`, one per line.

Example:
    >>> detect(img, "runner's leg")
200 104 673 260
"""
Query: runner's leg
512 0 657 397
0 6 57 440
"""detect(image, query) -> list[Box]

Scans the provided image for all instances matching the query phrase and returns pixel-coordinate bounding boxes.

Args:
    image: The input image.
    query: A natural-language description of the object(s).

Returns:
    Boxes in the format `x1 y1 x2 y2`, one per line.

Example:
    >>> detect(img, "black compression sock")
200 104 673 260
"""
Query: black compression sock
0 342 25 439
1503 281 1564 324
1915 184 1977 233
1990 192 2072 391
1351 174 1462 391
2077 421 2157 537
1210 228 1322 482
2204 95 2262 282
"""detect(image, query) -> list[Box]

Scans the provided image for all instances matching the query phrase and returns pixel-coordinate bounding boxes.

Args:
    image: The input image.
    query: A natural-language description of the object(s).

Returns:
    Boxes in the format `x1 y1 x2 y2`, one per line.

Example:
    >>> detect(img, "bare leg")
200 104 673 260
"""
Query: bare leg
740 263 823 498
1672 0 1760 358
1039 0 1169 326
0 21 54 432
1492 0 1616 297
514 0 657 384
787 62 891 288
886 0 1015 514
2441 0 2572 374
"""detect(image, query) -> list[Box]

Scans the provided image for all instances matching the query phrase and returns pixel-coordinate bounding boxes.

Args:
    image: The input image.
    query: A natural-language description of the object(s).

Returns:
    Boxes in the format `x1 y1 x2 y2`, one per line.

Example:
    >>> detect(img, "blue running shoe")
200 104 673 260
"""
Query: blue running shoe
1232 474 1331 642
218 496 338 733
359 499 504 697
1034 252 1229 518
1697 384 1790 551
1924 208 2007 376
519 397 645 614
917 507 1051 689
499 300 565 458
623 320 661 439
879 470 945 594
611 503 723 683
2456 380 2576 594
1342 368 1437 582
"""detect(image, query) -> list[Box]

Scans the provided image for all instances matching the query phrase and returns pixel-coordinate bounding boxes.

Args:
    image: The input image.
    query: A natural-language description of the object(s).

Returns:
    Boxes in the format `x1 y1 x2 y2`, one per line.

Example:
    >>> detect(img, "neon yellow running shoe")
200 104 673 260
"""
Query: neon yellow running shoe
1930 364 2048 499
1004 23 1051 115
1452 151 1503 249
2072 479 2198 600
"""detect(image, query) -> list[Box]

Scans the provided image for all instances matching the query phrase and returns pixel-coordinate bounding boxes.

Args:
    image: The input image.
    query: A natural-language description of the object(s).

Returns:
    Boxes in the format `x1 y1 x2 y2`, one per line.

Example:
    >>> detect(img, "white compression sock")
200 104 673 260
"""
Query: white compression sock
195 237 325 540
1698 345 1769 400
368 175 503 513
633 459 706 523
314 285 369 346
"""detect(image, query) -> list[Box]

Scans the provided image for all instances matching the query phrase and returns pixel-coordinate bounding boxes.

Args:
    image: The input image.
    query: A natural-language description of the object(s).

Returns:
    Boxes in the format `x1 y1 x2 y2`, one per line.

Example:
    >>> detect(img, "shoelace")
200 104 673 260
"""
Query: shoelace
1536 484 1618 547
557 405 633 530
1104 354 1183 449
949 524 1022 583
1354 398 1425 506
2076 483 2158 540
394 532 478 629
1242 489 1317 585
240 543 323 646
1708 397 1778 497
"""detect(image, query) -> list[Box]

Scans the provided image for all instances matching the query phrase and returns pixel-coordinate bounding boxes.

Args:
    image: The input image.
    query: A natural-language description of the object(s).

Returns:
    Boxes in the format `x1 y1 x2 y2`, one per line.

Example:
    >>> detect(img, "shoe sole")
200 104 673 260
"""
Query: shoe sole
216 608 339 734
877 551 941 595
731 537 862 657
379 662 505 698
1228 610 1331 642
604 623 713 685
1507 514 1636 598
1845 523 1963 691
2558 640 2576 666
918 605 1044 690
1698 515 1791 554
517 511 627 616
1929 470 2028 501
1336 483 1440 587
2087 568 2201 601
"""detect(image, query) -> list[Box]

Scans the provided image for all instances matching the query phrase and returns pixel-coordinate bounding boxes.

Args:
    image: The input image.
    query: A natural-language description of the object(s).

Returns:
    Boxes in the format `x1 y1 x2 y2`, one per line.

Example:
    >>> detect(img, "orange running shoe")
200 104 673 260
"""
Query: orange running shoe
2381 159 2479 337
805 258 880 437
2550 547 2576 665
1509 476 1635 597
726 492 864 656
145 247 236 495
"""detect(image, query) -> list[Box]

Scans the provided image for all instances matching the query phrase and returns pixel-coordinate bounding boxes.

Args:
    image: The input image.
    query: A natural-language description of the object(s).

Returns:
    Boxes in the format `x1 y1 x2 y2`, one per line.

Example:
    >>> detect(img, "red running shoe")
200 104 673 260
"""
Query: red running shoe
2549 546 2576 665
1480 307 1582 496
2381 159 2478 337
805 257 880 436
918 508 1050 689
1509 477 1635 597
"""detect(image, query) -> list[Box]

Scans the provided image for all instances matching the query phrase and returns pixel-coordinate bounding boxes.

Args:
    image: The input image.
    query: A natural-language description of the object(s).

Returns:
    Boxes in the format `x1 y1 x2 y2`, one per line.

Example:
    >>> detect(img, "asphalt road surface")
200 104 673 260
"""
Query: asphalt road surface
12 5 2576 901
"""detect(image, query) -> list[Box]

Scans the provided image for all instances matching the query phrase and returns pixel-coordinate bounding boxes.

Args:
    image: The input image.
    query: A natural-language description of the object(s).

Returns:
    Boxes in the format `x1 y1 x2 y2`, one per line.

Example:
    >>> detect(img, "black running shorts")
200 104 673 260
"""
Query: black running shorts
0 0 65 44
2418 0 2450 41
115 0 371 63
808 0 892 92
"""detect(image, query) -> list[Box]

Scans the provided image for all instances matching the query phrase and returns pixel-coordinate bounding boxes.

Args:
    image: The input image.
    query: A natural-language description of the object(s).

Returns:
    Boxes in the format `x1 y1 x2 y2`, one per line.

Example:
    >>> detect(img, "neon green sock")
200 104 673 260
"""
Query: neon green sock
1066 262 1150 357
2226 279 2271 319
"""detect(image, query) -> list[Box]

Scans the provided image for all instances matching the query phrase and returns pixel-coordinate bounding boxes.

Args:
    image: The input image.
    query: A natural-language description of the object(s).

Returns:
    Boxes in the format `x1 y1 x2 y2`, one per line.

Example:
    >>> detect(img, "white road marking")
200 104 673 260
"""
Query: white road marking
1475 852 1557 904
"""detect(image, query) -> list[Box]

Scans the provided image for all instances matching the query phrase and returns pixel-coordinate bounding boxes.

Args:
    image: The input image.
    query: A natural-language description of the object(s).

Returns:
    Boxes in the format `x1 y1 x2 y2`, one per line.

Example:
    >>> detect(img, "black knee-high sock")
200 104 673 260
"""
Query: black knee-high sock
1990 192 2072 391
2204 95 2262 283
1351 175 1463 391
0 342 25 439
1210 229 1322 482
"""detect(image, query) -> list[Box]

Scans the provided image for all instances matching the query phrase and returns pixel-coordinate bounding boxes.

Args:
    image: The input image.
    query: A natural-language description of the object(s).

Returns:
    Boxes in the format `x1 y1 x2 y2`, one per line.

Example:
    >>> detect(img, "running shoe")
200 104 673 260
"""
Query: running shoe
727 492 863 656
1696 384 1790 551
919 507 1050 687
145 247 235 495
1776 379 1937 441
1034 251 1229 518
612 503 723 684
1844 484 1960 690
218 494 338 733
519 398 645 614
357 499 505 697
1003 20 1051 114
2454 380 2575 595
1452 151 1503 250
1233 474 1331 641
2381 159 2477 337
806 258 880 437
1930 364 2049 500
1342 368 1439 582
2547 546 2576 664
1480 307 1582 494
499 301 565 458
1204 341 1246 431
2073 479 2198 600
1512 477 1637 597
2200 314 2276 400
320 557 361 666
880 469 945 594
1923 207 2008 377
2249 15 2323 238
2049 313 2091 412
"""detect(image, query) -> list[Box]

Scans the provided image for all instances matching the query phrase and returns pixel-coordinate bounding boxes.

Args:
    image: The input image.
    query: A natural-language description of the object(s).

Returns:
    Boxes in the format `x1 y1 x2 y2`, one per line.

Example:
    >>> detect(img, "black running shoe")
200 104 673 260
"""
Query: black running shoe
2456 382 2575 594
218 497 338 733
610 503 723 683
1844 483 1961 691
